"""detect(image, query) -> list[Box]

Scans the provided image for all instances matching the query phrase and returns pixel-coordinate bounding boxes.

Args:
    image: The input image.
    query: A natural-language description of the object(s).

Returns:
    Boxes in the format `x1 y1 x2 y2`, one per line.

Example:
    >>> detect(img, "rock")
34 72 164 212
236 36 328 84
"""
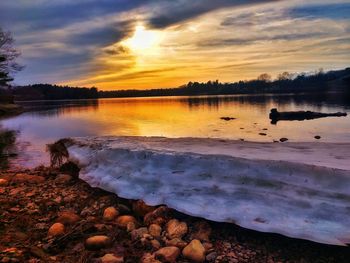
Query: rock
100 253 124 263
259 133 267 136
131 227 149 240
314 135 321 139
166 219 188 239
12 174 45 184
182 239 206 262
203 242 213 251
148 224 162 238
206 252 217 262
57 211 80 225
141 253 162 263
103 207 119 221
54 174 72 184
132 200 156 216
151 239 161 249
191 221 211 241
116 215 137 228
144 206 172 226
166 238 187 249
48 223 65 237
279 137 288 142
126 222 136 232
85 235 111 250
155 246 180 263
0 178 8 186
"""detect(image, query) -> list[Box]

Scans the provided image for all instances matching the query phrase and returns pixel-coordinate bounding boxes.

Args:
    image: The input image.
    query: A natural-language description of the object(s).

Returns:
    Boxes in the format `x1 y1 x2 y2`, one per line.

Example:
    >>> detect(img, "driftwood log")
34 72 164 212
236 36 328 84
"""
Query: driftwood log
269 108 347 124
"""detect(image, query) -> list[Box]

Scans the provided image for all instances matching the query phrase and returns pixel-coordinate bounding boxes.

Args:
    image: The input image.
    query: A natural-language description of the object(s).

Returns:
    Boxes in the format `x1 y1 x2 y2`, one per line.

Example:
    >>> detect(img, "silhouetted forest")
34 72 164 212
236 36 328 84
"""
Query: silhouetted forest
10 67 350 101
13 84 98 101
100 68 350 98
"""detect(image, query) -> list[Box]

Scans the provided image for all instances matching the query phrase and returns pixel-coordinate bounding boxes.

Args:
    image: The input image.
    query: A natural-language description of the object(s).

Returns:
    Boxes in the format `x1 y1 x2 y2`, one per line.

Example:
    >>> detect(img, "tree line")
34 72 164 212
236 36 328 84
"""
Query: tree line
100 68 350 98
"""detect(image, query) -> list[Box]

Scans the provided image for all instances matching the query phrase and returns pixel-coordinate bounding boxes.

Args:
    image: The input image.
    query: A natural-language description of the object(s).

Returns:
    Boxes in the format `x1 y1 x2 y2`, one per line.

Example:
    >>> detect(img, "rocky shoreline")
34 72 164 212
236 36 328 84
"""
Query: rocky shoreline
0 166 349 263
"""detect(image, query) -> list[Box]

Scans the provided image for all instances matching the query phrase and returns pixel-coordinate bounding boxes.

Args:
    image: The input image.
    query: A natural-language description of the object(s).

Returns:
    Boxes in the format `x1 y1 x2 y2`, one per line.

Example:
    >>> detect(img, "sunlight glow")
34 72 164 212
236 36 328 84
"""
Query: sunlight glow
124 25 160 53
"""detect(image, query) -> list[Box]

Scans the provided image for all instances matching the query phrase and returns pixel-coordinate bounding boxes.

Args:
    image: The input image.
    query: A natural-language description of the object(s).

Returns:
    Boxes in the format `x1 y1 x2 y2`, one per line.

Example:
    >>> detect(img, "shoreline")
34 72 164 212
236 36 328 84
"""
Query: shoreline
0 165 349 263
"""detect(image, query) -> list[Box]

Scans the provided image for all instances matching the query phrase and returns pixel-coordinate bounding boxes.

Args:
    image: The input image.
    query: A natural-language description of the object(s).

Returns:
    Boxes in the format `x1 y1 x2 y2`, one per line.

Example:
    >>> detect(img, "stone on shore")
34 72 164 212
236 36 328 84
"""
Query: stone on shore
103 206 119 221
148 224 162 238
48 223 65 237
0 178 8 186
155 246 180 262
131 227 149 240
182 239 206 262
100 253 124 263
166 219 188 239
166 238 187 249
57 211 80 225
116 215 137 228
85 235 111 250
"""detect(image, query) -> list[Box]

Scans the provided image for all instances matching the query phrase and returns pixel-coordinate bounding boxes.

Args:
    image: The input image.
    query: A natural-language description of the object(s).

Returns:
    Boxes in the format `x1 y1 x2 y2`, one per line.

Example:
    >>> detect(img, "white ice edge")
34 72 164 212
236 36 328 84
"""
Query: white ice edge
66 136 350 246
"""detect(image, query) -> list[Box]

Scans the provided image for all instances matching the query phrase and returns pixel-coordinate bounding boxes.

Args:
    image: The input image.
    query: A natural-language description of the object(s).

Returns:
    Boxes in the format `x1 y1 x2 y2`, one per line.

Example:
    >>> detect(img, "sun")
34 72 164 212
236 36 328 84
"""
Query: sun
124 25 160 53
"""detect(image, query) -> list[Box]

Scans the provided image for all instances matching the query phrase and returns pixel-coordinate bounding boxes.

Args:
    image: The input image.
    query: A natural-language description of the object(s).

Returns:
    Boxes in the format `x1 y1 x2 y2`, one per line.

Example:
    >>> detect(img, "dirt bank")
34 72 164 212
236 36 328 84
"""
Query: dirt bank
0 166 349 263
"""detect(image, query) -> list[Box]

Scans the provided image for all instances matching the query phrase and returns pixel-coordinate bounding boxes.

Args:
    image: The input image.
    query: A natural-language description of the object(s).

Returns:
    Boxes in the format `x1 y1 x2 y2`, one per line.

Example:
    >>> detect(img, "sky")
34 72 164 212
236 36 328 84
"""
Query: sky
0 0 349 90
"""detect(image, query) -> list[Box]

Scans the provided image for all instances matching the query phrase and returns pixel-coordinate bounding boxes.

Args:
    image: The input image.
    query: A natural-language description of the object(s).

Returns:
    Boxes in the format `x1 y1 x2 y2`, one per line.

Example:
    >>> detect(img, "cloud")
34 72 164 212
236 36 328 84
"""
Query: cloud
290 3 350 20
147 0 280 28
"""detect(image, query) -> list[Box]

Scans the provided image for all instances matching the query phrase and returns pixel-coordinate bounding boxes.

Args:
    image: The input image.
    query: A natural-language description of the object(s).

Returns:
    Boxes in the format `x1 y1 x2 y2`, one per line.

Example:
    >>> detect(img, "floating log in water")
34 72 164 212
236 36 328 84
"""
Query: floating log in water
269 108 347 124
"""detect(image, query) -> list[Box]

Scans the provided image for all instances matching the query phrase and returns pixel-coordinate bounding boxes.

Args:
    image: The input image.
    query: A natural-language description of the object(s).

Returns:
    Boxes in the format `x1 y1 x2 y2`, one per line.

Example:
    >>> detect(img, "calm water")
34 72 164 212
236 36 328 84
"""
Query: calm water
1 93 350 167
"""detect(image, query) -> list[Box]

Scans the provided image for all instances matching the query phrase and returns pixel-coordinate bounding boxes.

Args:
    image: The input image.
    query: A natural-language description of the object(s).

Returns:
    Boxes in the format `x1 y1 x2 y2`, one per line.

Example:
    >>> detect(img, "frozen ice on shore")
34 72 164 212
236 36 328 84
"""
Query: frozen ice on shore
65 136 350 246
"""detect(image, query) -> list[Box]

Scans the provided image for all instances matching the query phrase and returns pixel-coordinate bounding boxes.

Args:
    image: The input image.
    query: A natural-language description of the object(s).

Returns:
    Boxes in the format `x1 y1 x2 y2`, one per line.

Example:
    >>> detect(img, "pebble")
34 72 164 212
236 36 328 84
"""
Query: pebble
131 227 149 240
279 137 288 142
103 206 119 221
155 246 180 263
0 178 8 186
314 135 321 139
166 238 188 249
166 219 188 239
141 253 162 263
85 235 111 250
182 239 206 262
116 215 137 228
57 211 80 225
100 253 124 263
151 239 161 249
148 224 162 238
48 223 65 237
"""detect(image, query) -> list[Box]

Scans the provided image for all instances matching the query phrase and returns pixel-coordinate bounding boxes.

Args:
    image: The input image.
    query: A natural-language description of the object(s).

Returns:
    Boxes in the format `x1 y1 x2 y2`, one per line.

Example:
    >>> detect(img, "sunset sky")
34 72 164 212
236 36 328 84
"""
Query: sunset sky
0 0 349 90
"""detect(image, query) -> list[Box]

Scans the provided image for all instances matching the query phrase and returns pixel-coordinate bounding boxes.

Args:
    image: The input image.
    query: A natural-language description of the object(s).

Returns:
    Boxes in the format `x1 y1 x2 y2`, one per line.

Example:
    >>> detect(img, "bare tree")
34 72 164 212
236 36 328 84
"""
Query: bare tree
257 73 272 82
0 28 23 88
277 71 293 81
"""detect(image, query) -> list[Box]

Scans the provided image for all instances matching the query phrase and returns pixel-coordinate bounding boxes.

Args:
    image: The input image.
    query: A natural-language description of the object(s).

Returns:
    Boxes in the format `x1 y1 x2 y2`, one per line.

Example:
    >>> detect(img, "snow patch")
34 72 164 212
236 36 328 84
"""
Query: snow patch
66 136 350 246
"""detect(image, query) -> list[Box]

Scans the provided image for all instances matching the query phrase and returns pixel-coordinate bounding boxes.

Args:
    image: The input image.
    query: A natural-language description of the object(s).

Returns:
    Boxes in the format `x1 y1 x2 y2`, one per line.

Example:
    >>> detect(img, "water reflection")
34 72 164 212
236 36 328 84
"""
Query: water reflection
1 93 350 167
17 99 99 117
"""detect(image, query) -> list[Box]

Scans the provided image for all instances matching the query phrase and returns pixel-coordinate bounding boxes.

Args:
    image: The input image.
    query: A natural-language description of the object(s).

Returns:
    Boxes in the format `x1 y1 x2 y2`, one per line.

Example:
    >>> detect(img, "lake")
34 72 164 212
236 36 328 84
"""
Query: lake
1 93 350 167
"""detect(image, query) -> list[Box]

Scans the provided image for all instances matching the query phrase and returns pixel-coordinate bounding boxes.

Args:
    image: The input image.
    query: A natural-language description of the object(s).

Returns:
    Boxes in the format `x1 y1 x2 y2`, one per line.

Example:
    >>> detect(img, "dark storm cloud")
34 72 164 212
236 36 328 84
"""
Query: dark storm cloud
147 0 279 28
67 20 135 47
0 0 148 31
